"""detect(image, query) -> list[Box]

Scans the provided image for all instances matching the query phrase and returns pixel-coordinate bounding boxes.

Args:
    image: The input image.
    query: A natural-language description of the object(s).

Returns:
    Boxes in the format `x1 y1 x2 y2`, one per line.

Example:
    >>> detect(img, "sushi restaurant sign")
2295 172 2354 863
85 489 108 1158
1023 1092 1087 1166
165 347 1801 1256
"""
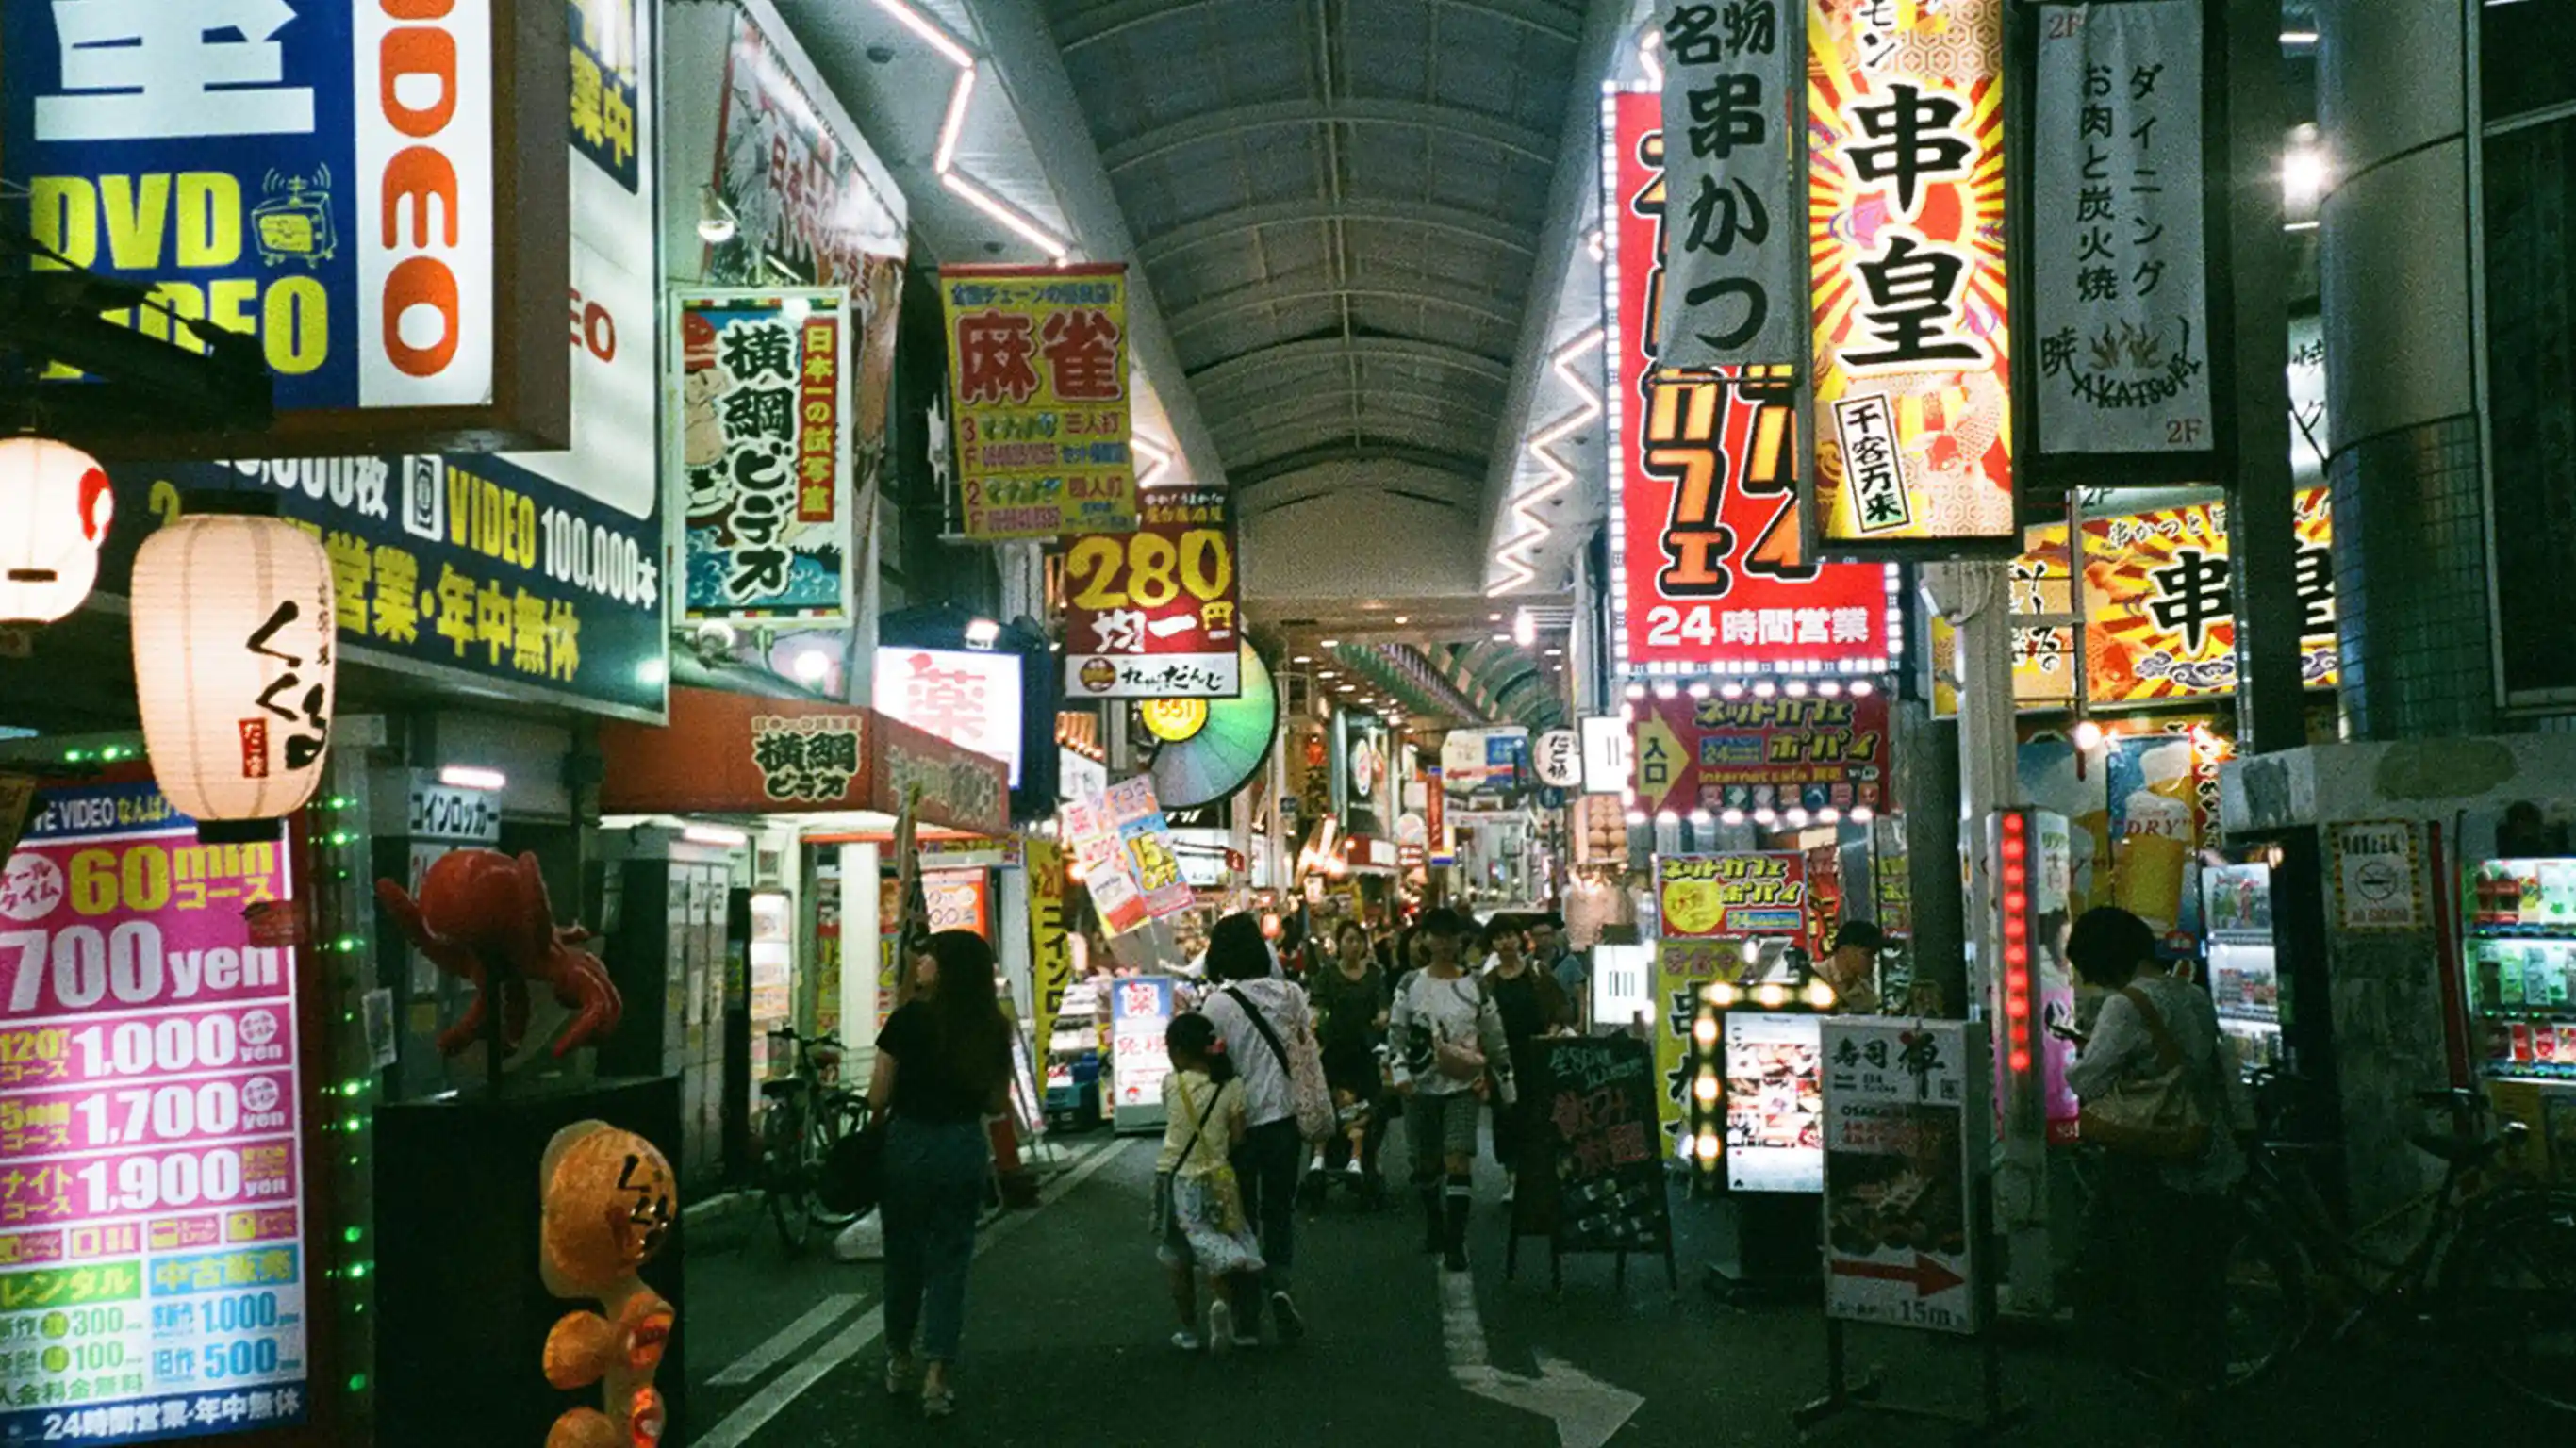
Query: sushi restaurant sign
2 0 572 456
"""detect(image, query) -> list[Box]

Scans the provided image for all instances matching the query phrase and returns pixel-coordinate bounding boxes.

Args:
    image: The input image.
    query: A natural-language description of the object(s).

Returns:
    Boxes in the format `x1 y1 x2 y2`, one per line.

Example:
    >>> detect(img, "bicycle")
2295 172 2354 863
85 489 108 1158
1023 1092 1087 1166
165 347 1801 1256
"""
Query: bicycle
757 1028 869 1255
2216 1080 2576 1409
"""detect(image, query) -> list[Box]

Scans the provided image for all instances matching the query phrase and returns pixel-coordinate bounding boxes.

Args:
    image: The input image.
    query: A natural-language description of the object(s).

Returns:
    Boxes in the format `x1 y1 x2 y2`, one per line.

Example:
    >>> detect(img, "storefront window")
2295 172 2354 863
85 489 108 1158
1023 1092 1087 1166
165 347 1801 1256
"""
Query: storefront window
2482 114 2576 698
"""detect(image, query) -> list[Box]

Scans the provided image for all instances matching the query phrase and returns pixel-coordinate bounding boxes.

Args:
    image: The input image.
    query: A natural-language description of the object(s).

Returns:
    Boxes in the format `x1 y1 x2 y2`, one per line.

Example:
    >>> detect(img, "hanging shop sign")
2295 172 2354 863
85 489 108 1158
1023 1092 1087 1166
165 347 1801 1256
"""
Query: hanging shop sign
1063 485 1240 699
873 647 1027 788
1629 688 1891 818
1822 1016 1987 1334
1657 0 1806 369
1929 487 2337 713
1439 728 1529 791
2030 1 2215 465
1106 778 1195 923
1609 90 1894 676
1059 792 1148 936
2 0 569 456
1580 716 1632 796
1656 851 1810 943
0 439 114 625
595 688 1008 834
1808 0 2016 548
1533 729 1583 790
0 782 311 1437
676 291 850 622
941 264 1139 541
1027 839 1073 1065
97 455 667 720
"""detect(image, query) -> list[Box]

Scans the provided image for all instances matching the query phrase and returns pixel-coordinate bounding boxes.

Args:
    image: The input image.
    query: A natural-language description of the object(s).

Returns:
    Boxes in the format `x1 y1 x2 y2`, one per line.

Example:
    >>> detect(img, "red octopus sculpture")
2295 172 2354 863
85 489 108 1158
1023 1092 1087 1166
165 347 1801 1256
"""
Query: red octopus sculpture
376 849 623 1059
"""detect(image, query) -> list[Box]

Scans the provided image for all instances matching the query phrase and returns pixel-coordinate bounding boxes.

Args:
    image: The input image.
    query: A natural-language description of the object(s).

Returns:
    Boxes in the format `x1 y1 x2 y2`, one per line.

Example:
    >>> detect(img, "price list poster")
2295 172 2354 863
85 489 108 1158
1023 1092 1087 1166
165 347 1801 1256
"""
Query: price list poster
0 784 307 1444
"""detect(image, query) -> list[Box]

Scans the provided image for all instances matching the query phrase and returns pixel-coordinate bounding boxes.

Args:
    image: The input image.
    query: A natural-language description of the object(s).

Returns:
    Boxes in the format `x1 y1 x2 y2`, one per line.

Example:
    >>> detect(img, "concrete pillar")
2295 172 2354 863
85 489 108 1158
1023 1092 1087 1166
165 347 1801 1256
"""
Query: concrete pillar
2315 1 2496 737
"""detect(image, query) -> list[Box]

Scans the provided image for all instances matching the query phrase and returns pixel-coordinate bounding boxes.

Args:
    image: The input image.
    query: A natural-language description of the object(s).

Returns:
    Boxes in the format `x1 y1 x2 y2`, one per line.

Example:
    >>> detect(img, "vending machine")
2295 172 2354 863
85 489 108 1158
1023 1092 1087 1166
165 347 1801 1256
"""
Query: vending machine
2462 855 2576 1086
2203 863 2286 1075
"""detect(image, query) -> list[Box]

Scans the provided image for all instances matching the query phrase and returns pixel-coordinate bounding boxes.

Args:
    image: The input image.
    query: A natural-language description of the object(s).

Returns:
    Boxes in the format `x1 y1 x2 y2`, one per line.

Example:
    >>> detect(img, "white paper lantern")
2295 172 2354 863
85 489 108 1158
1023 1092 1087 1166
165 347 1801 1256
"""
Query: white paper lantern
131 514 338 821
0 437 115 624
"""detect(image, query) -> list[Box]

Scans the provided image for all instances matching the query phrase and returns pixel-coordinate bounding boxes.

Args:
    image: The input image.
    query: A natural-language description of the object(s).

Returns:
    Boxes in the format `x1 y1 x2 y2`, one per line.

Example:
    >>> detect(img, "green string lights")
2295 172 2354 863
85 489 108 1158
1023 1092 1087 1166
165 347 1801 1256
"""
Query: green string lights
305 767 379 1424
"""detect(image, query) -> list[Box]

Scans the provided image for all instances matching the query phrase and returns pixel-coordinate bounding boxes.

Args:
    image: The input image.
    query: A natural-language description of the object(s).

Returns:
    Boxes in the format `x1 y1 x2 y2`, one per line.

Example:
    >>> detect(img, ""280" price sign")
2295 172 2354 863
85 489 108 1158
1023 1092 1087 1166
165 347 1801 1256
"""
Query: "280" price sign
1061 486 1243 699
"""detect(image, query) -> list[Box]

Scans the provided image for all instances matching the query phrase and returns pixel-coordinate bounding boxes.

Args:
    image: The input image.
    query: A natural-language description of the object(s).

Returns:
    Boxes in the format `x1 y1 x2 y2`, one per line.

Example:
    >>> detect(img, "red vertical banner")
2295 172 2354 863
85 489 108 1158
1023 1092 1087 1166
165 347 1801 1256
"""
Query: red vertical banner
1607 90 1894 676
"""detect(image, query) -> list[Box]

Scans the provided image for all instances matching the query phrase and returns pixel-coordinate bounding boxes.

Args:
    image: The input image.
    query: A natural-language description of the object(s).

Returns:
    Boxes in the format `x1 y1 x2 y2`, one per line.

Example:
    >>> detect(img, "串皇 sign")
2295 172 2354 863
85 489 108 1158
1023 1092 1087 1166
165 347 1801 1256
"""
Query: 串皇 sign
4 0 570 455
1063 486 1241 699
941 264 1138 541
1808 0 2016 548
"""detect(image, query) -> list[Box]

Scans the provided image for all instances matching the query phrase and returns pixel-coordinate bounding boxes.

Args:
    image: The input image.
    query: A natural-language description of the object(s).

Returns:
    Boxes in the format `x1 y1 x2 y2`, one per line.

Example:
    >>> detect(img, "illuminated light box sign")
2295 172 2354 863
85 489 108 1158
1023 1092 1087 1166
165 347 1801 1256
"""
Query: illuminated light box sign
872 647 1025 789
0 783 310 1444
1604 88 1896 677
1 0 570 457
1723 1012 1825 1193
939 264 1138 542
1629 687 1891 819
1807 0 2016 549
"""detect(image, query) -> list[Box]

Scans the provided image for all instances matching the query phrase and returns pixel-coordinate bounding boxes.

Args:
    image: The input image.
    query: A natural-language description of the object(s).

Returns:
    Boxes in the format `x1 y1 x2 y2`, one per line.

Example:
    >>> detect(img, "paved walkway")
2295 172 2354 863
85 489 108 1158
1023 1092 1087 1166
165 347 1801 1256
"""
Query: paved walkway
671 1129 2534 1447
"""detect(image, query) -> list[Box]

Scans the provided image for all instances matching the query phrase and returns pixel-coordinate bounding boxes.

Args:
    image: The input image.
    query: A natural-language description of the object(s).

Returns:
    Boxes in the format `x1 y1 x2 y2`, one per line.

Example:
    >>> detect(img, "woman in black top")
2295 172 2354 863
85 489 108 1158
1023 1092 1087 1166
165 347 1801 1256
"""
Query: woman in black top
1480 919 1571 1207
869 930 1011 1420
1306 921 1392 1205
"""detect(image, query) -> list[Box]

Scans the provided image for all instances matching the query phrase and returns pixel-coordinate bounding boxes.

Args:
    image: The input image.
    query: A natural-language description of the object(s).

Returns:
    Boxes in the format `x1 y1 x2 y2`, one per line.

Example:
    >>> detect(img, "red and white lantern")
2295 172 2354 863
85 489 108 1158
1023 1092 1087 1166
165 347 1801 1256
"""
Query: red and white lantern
131 514 338 821
0 438 115 624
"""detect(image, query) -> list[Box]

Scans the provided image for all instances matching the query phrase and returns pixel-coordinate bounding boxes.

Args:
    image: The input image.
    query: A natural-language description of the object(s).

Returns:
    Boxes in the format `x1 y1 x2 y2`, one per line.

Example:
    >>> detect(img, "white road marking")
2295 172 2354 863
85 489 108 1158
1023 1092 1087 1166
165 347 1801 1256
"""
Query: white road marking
691 1139 1131 1448
707 1294 863 1387
1438 1267 1643 1448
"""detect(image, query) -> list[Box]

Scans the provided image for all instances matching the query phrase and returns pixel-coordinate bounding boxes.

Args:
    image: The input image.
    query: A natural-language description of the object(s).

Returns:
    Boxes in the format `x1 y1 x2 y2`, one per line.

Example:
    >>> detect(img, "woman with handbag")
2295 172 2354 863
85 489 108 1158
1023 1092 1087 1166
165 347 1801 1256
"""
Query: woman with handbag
1390 908 1516 1272
2061 906 2242 1444
1200 912 1330 1343
868 930 1013 1421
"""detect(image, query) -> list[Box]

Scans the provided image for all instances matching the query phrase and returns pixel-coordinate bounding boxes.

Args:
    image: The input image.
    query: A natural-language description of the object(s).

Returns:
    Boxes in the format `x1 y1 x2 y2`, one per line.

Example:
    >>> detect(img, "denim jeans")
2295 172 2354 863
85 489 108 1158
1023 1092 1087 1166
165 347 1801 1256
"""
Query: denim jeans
1230 1116 1302 1314
881 1114 990 1364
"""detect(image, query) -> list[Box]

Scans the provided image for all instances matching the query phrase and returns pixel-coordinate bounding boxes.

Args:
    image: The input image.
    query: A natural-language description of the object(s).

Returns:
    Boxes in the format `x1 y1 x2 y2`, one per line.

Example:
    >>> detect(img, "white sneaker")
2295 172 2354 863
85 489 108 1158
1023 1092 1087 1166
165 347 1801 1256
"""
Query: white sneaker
833 1212 883 1263
1207 1298 1234 1355
1170 1329 1204 1353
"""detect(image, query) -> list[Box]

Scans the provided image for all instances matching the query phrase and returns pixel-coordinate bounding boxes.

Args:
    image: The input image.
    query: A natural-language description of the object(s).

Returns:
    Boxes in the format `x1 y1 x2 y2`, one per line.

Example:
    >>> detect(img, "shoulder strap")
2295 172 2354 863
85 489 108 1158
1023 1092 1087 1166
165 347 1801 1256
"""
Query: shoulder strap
2120 985 2186 1072
1172 1074 1226 1162
1225 984 1297 1074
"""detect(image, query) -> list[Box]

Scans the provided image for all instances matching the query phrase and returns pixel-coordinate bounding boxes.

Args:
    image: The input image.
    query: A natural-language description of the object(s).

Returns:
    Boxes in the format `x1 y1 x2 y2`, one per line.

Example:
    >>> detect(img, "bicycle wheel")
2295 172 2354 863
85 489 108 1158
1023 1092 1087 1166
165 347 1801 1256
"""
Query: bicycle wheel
761 1098 817 1254
2218 1206 2311 1390
2443 1191 2576 1412
806 1094 868 1230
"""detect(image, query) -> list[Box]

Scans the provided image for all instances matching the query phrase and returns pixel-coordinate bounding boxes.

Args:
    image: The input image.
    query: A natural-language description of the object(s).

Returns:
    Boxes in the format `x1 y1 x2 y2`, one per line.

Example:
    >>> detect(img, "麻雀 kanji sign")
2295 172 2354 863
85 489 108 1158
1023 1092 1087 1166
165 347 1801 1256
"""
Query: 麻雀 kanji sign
941 264 1138 541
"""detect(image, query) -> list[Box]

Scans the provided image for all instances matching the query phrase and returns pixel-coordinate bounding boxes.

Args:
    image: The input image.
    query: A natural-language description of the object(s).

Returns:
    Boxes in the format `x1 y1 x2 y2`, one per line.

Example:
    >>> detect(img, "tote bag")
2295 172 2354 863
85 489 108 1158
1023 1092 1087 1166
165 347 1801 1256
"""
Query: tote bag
2077 985 2216 1162
1226 986 1336 1141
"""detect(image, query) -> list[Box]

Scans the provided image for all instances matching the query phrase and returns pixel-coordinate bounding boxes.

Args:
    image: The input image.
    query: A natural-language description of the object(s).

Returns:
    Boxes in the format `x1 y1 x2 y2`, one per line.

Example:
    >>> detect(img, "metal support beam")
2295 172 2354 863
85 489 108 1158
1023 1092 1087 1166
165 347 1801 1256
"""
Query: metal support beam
1138 198 1539 268
1100 98 1556 173
1055 0 1577 53
2223 0 2304 752
1228 440 1490 489
1168 282 1522 340
1189 336 1513 393
972 0 1230 489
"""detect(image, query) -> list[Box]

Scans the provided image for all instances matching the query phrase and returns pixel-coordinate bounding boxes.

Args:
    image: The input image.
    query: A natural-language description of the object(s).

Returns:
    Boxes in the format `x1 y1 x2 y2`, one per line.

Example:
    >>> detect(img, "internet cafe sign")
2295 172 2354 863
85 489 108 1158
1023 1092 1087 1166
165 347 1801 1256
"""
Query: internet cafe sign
3 0 571 455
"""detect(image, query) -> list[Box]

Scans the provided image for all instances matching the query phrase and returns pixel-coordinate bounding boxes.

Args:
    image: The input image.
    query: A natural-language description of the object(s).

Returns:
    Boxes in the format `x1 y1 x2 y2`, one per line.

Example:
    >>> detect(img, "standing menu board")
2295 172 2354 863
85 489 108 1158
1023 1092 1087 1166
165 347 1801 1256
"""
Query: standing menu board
1507 1036 1675 1290
1821 1017 1988 1335
0 784 308 1442
1724 1013 1825 1193
1108 977 1175 1134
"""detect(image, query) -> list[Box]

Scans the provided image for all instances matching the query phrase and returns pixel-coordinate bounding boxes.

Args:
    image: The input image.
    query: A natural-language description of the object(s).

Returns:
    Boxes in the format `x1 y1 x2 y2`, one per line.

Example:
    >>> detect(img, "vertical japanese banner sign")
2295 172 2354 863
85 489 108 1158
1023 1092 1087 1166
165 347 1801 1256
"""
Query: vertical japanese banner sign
1062 486 1243 699
1027 840 1072 1074
1808 0 2016 547
2031 2 2213 457
1105 778 1194 922
1659 1 1806 368
1610 91 1891 674
676 292 850 622
0 784 310 1438
941 264 1140 542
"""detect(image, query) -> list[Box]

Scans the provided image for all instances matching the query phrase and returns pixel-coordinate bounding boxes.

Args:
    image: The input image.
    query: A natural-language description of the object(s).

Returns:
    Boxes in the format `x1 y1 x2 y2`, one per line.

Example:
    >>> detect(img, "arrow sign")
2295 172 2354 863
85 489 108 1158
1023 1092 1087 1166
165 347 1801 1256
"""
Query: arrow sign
1828 1253 1966 1298
1441 1272 1643 1448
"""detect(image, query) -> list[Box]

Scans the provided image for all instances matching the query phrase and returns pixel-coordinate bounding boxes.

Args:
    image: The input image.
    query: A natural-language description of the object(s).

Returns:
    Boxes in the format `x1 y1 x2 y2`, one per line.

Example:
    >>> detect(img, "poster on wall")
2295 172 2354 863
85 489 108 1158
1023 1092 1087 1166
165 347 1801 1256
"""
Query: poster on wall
2331 820 2423 933
676 291 850 622
940 264 1140 541
1657 1 1806 369
1822 1017 1986 1334
1608 90 1893 676
2030 1 2215 463
1063 487 1241 699
1629 688 1891 818
920 871 992 938
1808 0 2016 548
0 0 568 454
0 784 310 1441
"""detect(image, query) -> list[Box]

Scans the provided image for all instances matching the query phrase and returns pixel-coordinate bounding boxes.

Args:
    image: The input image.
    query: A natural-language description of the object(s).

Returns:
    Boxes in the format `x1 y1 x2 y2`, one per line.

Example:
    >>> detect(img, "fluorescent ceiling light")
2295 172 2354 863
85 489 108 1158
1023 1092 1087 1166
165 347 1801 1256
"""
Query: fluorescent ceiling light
941 171 1071 260
966 617 1002 646
934 63 979 174
684 823 749 848
438 765 506 792
872 0 974 69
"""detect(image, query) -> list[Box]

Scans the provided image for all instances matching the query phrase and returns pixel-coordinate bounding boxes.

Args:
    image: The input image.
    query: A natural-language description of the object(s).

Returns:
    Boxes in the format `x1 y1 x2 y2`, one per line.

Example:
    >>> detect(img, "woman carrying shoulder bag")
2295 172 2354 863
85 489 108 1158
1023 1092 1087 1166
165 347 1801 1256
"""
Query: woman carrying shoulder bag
869 930 1013 1421
2061 907 2242 1446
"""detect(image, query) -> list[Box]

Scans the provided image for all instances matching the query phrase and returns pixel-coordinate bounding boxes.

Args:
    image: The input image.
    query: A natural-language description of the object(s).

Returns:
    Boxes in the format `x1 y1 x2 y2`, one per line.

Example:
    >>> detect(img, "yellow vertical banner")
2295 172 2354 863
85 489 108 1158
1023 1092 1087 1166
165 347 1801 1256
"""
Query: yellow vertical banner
1027 839 1072 1073
940 263 1140 540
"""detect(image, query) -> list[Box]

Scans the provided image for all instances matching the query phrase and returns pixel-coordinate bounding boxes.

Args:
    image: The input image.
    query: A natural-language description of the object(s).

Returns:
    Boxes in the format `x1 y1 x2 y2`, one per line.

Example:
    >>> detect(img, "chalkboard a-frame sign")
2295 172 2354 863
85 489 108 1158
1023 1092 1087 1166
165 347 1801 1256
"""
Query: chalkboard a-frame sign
1507 1034 1679 1292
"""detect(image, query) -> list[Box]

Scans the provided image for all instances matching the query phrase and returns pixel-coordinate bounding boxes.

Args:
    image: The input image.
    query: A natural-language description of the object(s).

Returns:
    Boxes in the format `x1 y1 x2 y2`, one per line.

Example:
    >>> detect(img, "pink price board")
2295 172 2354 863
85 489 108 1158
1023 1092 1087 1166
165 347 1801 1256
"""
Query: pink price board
0 784 308 1443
